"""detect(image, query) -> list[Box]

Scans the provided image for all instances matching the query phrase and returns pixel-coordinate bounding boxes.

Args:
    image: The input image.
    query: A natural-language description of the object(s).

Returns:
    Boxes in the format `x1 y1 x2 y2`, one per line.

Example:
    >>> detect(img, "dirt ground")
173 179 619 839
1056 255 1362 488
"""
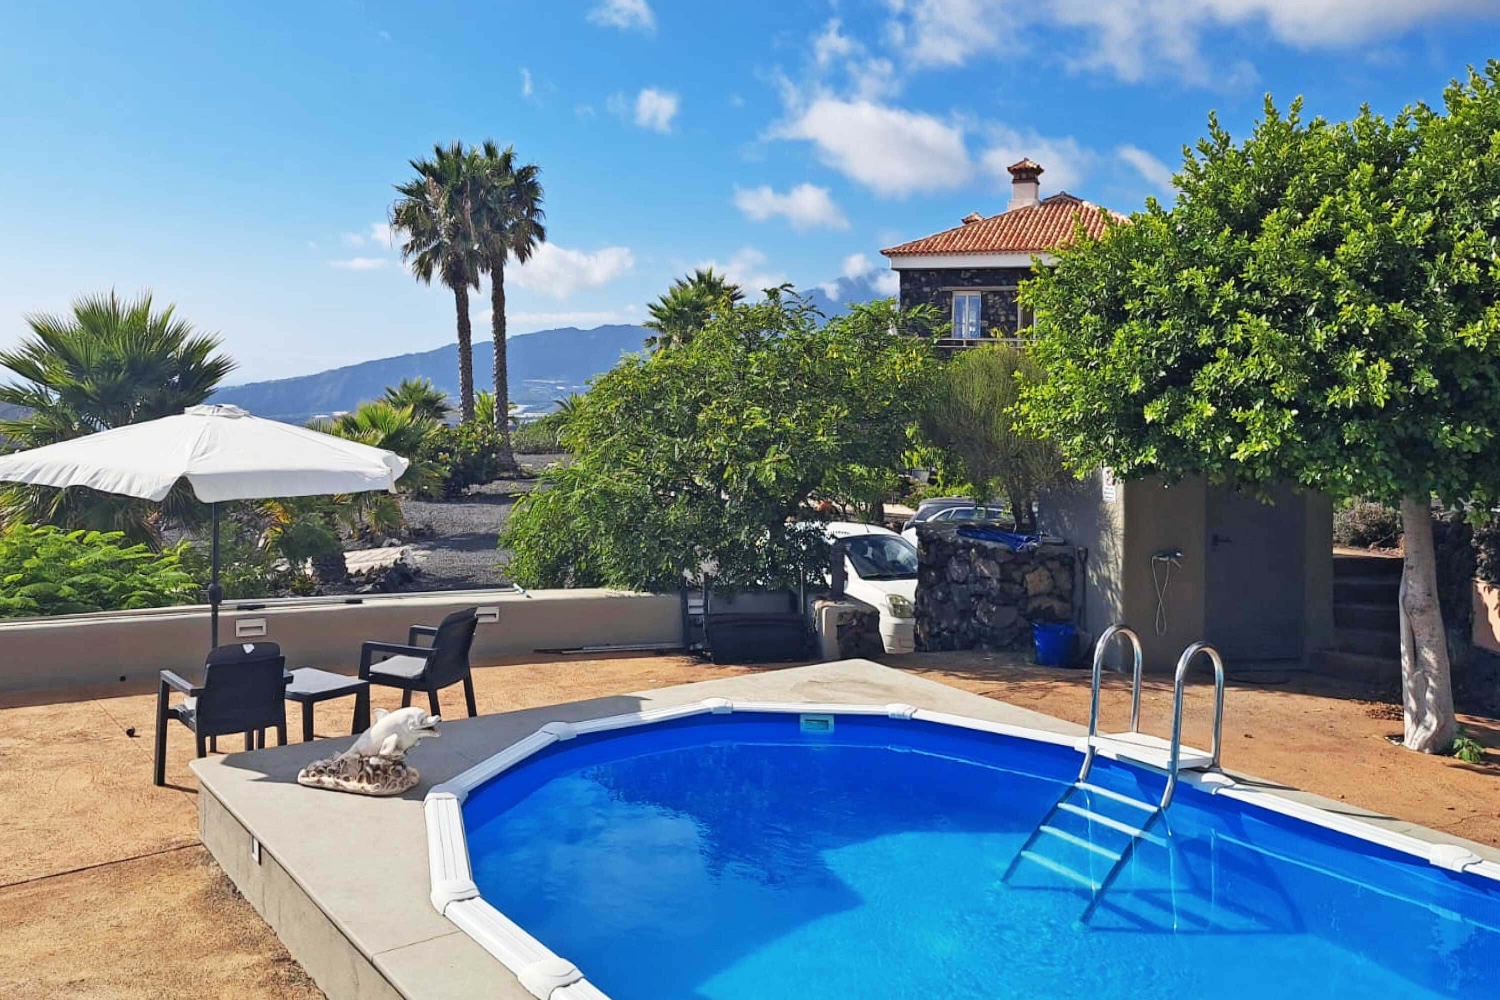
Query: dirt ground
1 651 1495 998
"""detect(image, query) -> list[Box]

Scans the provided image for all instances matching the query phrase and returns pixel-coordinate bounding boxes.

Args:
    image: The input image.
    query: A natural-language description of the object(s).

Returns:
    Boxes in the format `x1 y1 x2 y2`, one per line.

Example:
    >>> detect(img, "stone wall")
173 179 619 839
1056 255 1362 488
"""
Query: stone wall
914 525 1074 651
897 265 1034 338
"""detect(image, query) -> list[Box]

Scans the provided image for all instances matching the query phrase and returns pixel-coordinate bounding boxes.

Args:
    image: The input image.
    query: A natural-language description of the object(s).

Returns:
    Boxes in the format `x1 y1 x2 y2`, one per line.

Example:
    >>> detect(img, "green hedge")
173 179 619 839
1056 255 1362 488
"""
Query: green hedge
0 523 197 618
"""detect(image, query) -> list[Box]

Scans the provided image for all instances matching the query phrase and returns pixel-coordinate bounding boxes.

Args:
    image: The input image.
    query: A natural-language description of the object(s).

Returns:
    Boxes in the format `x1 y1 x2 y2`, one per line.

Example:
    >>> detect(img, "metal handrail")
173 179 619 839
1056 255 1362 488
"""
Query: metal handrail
1162 640 1226 808
1079 624 1143 781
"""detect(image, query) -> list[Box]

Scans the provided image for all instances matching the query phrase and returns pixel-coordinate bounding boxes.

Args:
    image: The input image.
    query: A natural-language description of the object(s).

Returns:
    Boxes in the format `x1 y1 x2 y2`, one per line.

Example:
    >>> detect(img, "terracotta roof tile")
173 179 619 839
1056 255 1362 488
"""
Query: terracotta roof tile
881 193 1126 257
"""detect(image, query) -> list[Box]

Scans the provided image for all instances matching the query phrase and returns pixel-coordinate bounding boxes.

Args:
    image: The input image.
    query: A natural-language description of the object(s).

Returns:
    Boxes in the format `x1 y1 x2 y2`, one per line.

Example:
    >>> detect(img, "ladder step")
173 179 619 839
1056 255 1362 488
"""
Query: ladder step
1039 825 1123 861
1076 781 1156 813
1018 850 1100 891
1057 802 1165 845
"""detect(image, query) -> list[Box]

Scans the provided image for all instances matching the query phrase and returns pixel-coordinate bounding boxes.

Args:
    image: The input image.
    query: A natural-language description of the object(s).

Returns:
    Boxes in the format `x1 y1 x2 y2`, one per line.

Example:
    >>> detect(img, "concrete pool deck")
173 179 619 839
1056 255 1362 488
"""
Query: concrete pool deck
192 658 1500 1000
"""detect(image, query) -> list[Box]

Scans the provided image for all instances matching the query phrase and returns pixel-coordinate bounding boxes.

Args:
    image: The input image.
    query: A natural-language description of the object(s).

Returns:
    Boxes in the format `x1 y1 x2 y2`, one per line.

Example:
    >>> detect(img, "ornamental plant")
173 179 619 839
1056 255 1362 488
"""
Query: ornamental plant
1018 64 1500 753
0 523 197 618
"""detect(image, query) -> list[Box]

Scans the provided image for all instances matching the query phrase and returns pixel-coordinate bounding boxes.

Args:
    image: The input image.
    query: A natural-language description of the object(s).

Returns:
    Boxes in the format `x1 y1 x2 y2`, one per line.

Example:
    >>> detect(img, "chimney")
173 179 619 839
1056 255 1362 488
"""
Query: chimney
1007 158 1043 211
961 212 984 225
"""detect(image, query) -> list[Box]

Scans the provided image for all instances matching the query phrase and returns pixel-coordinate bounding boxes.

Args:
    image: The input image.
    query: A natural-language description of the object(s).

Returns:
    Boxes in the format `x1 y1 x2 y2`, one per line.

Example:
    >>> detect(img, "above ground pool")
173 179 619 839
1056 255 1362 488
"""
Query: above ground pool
429 704 1500 1000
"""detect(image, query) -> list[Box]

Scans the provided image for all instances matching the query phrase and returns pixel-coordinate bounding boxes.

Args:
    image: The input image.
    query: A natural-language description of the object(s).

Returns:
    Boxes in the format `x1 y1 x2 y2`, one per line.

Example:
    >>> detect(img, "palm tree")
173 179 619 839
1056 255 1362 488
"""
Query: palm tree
0 291 235 544
643 268 744 350
383 377 453 423
472 141 546 471
391 144 483 423
310 400 443 535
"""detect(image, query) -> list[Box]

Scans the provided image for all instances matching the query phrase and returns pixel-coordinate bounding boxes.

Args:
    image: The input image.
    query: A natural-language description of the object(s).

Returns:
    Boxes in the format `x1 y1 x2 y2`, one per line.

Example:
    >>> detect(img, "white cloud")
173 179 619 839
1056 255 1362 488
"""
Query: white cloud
842 253 874 280
978 129 1093 192
697 247 788 296
520 68 534 99
814 18 859 68
871 269 901 296
588 0 655 33
1117 144 1175 194
489 308 641 332
329 257 388 271
633 88 679 132
513 243 635 299
342 222 394 249
733 183 849 231
881 0 1493 86
772 98 970 197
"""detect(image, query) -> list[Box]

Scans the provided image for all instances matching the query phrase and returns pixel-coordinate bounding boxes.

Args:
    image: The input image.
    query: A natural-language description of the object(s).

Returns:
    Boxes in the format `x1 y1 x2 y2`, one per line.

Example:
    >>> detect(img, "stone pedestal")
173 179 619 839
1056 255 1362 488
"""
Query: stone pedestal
914 526 1074 652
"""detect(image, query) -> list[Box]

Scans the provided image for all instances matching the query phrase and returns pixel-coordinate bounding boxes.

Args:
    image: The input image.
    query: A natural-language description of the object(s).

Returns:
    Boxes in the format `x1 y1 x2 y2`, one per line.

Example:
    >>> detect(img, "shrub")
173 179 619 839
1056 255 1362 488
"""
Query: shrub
0 523 197 618
418 421 504 497
511 413 567 454
1333 500 1403 549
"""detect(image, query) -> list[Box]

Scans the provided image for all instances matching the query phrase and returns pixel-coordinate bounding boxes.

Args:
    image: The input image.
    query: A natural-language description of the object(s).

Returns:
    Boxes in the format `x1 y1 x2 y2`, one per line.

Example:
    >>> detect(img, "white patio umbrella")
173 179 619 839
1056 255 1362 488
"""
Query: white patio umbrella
0 404 409 646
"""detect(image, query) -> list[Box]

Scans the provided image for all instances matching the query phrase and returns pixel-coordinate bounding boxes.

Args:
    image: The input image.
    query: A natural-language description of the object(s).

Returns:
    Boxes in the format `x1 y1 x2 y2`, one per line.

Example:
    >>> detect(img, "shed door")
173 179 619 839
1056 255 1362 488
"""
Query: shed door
1204 485 1305 661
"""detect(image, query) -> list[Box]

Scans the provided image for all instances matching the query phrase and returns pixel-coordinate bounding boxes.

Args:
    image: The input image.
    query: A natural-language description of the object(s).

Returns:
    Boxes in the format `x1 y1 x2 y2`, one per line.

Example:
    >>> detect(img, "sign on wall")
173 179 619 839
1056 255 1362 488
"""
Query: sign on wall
1101 467 1118 504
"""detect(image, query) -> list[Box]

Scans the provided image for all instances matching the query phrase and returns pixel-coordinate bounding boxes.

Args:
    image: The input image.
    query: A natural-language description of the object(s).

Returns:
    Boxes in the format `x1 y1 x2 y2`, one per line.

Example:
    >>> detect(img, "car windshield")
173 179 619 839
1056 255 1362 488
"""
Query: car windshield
844 535 919 580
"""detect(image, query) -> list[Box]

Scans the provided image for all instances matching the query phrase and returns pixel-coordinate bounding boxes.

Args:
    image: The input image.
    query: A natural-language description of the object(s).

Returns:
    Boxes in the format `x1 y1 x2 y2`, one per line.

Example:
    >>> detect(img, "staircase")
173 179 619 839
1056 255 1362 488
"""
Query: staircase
1319 552 1402 680
1003 626 1226 924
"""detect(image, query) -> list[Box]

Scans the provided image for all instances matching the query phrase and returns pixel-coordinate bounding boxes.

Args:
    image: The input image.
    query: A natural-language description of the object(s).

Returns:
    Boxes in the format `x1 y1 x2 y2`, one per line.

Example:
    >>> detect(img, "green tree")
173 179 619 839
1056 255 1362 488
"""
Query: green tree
1018 68 1500 753
391 143 483 423
472 141 547 470
0 291 235 544
643 268 745 351
919 345 1063 532
500 293 933 591
383 377 452 423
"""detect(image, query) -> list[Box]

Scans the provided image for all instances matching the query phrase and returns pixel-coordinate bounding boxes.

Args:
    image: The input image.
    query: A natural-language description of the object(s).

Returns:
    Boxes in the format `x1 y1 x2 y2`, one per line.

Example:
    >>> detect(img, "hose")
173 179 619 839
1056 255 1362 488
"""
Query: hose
1151 552 1180 636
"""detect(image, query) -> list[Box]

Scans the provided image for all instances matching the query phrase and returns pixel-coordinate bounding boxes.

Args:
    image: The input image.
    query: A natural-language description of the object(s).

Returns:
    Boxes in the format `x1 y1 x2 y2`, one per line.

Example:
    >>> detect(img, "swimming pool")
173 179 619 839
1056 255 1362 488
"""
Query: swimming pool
425 701 1500 1000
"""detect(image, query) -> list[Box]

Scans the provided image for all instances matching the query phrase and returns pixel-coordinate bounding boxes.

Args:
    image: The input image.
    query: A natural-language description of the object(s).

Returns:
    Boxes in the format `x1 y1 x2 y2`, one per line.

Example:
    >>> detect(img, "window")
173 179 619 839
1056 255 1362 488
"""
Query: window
952 292 982 339
843 535 919 580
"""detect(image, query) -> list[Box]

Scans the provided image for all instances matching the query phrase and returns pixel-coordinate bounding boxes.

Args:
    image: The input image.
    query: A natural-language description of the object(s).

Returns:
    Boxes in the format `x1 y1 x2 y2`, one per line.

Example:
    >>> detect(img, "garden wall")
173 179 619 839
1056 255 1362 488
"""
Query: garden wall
0 588 683 694
914 526 1074 652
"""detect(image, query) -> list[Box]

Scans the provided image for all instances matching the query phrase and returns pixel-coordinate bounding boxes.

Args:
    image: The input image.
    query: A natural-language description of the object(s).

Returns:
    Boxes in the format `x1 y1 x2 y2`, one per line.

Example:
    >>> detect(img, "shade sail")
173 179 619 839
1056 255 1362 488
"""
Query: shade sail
0 404 408 502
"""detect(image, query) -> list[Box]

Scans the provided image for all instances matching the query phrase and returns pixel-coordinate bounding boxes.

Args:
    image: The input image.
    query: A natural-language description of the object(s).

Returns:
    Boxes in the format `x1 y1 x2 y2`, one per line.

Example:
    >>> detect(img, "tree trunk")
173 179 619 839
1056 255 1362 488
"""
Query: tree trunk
453 285 476 423
490 266 518 471
1398 494 1457 753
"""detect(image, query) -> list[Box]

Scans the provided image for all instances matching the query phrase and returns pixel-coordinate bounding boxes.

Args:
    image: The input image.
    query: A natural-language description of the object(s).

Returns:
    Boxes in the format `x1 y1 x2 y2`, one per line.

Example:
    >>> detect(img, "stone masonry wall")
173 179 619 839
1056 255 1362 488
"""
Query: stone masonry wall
898 266 1034 338
914 525 1074 651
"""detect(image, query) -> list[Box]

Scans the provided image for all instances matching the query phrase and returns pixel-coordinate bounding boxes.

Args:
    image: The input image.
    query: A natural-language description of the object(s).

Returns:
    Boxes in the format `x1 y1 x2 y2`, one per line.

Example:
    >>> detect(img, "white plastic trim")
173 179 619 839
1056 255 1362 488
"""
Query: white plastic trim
427 698 1500 1000
423 794 477 913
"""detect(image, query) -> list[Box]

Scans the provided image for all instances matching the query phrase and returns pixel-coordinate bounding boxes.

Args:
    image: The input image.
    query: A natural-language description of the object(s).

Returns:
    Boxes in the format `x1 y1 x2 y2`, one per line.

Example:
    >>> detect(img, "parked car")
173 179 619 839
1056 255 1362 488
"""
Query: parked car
820 521 919 655
901 503 1008 546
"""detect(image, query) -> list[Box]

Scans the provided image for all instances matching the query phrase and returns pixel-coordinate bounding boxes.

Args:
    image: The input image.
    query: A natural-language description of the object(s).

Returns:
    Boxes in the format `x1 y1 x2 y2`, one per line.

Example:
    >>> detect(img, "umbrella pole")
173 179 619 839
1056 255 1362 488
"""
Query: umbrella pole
209 502 222 649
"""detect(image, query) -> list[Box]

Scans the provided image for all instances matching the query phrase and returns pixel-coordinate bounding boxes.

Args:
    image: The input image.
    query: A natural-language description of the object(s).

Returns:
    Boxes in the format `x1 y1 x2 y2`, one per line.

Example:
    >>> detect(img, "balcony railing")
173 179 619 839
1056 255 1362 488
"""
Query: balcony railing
936 334 1028 350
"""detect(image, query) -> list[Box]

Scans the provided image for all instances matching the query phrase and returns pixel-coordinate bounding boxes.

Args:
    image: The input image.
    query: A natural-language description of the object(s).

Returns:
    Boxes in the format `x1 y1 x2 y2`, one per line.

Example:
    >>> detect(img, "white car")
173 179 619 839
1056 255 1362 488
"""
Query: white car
822 521 919 654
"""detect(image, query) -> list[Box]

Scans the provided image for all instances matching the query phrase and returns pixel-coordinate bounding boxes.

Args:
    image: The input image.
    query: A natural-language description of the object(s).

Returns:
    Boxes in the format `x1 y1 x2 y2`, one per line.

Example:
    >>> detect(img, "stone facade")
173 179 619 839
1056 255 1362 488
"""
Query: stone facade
914 525 1074 652
897 266 1035 339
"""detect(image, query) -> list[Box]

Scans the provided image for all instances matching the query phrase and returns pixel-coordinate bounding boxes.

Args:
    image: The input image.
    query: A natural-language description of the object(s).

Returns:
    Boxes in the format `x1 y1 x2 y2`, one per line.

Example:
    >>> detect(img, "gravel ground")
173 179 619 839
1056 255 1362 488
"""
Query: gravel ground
396 454 564 590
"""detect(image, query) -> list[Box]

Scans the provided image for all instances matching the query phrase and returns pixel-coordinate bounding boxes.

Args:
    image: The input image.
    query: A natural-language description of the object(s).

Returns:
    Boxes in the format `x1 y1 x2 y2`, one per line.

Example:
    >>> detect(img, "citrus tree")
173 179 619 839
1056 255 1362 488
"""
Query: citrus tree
1019 65 1500 754
501 293 934 591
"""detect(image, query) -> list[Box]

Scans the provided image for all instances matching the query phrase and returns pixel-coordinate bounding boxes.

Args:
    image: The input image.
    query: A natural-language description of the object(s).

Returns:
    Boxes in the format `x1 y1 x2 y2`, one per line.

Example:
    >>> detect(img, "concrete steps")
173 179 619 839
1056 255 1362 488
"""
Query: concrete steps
1322 552 1403 682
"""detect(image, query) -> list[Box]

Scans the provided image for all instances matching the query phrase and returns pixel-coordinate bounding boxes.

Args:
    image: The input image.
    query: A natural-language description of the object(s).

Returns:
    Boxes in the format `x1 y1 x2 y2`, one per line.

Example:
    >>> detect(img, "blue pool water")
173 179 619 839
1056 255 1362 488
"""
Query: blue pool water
462 713 1500 1000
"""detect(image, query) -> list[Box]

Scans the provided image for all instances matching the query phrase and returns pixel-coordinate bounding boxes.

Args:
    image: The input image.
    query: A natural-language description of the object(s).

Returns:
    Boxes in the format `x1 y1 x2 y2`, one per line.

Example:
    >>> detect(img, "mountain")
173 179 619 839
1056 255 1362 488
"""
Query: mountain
211 324 650 422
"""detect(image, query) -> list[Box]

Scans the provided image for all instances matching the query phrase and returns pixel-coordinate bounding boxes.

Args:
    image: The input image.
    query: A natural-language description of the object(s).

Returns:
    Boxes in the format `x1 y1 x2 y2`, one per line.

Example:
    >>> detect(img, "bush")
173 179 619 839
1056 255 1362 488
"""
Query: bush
419 422 504 497
500 294 934 591
511 413 567 454
1333 500 1403 548
0 523 197 618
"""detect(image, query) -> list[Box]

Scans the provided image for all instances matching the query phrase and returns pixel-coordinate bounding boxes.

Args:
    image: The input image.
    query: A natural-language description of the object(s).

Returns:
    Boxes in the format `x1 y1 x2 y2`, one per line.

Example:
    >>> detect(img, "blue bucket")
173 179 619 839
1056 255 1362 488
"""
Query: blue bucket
1031 621 1076 667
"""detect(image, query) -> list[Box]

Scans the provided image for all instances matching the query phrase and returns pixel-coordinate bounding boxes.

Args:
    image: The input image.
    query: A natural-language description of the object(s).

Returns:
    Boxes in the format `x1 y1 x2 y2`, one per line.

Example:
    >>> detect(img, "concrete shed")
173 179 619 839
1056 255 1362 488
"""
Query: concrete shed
1040 471 1334 672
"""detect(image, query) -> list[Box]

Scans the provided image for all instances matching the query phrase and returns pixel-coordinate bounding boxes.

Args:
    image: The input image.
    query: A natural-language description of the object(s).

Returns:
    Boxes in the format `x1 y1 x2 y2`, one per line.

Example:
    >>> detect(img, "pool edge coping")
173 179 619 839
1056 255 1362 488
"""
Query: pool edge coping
423 697 1500 1000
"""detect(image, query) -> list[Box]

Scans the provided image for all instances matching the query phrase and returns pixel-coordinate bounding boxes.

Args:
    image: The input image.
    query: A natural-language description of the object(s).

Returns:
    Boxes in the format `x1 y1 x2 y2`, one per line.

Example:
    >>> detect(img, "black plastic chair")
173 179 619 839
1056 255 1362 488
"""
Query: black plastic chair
359 607 479 718
154 642 290 786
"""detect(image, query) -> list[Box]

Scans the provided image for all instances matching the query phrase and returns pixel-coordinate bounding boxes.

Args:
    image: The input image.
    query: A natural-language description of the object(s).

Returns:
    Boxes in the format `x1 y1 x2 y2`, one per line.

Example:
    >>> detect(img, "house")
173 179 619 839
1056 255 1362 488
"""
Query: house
881 159 1125 347
886 161 1340 674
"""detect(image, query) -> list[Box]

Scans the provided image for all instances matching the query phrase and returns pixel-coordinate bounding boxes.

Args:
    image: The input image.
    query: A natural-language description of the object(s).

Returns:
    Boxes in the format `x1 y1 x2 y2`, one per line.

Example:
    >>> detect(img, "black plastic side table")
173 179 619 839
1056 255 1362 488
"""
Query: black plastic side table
285 667 371 743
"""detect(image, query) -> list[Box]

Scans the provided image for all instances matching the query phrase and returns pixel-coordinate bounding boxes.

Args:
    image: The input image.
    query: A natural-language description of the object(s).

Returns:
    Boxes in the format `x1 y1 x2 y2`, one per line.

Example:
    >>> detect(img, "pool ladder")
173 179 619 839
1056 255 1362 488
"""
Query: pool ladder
1002 625 1225 922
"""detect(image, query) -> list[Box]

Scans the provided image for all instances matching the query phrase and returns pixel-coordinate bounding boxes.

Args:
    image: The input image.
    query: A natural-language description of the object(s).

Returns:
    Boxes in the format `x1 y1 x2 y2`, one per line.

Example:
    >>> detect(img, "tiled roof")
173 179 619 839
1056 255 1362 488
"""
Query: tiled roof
881 193 1126 257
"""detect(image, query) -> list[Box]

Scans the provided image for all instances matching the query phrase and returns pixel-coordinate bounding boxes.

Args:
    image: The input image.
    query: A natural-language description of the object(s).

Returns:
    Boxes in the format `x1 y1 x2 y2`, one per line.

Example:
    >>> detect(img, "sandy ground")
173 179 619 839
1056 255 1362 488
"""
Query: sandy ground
1 652 1494 998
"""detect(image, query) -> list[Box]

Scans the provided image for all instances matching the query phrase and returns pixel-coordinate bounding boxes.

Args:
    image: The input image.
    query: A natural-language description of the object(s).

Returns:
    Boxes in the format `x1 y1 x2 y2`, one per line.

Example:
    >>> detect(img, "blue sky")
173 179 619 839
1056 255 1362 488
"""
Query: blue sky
2 1 1496 383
